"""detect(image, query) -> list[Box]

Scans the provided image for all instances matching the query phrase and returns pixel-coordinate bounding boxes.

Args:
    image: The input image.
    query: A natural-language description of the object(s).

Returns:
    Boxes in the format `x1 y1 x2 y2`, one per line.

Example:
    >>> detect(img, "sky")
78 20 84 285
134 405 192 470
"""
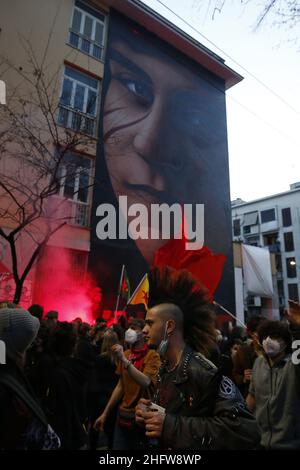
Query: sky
141 0 300 202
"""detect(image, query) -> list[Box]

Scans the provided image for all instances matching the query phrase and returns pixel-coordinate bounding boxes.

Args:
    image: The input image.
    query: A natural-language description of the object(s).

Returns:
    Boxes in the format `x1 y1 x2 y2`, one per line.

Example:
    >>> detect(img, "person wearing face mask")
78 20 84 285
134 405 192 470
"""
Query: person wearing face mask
246 301 300 449
93 319 160 450
135 267 261 450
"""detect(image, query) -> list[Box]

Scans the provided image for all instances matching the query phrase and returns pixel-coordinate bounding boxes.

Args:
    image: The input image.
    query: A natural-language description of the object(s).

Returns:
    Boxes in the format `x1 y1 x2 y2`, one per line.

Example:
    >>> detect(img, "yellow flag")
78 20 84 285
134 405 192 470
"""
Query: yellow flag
128 274 149 308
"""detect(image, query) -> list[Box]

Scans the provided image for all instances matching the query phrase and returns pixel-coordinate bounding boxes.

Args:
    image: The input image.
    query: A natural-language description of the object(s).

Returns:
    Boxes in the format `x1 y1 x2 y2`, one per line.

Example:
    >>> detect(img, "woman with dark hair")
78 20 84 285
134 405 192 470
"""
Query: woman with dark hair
232 315 265 397
219 337 243 381
88 329 119 449
246 301 300 449
136 266 260 450
89 12 234 310
94 320 160 450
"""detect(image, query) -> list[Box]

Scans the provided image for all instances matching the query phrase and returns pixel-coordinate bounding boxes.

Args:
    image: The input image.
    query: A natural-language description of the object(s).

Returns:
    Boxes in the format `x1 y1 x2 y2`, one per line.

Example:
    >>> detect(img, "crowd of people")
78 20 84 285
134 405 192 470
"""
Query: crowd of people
1 266 300 450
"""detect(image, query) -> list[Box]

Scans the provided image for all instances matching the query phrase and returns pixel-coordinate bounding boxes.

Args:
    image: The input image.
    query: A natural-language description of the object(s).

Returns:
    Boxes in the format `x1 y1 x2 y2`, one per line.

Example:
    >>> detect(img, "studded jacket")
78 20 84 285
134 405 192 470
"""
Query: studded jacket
155 345 260 450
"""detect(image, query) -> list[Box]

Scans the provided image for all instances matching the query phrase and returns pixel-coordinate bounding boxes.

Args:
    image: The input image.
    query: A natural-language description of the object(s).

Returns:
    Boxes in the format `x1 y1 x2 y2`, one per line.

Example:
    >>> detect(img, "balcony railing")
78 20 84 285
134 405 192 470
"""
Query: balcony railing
69 30 104 61
71 200 90 227
58 105 96 137
268 243 281 253
43 196 90 228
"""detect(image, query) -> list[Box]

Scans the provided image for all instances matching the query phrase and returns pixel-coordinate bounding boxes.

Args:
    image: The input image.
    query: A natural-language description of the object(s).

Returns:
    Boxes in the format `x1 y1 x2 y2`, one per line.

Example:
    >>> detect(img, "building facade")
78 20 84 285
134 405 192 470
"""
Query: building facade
232 183 300 318
0 0 241 318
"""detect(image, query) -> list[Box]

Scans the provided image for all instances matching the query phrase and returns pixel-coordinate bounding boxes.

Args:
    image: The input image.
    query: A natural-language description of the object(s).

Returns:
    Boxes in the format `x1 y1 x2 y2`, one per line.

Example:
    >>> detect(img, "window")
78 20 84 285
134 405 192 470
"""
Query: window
277 280 284 297
69 0 106 61
70 250 88 282
233 219 240 236
261 208 275 223
56 152 92 227
284 232 294 252
276 254 282 272
246 236 260 246
58 152 91 204
243 226 251 235
58 66 99 136
286 257 297 278
243 212 258 226
288 284 299 302
282 207 292 227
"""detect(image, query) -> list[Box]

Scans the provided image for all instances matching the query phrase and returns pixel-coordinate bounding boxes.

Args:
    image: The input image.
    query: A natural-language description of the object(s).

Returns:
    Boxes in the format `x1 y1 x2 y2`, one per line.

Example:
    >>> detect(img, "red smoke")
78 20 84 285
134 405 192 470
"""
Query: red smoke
34 246 101 324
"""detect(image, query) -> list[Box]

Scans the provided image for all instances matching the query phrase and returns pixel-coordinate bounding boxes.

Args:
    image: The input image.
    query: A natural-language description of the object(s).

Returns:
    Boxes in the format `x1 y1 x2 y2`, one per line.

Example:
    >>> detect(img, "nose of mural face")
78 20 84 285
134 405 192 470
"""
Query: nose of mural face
132 109 162 162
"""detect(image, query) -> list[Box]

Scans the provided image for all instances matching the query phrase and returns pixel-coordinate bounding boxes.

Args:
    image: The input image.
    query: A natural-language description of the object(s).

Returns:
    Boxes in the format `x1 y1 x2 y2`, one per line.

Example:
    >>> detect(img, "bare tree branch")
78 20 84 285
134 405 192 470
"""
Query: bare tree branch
0 33 97 303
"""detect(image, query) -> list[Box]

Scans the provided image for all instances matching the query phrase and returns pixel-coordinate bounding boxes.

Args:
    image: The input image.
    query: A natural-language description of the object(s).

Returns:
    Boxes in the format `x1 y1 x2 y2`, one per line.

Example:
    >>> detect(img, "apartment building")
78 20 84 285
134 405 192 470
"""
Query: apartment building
0 0 241 314
232 183 300 318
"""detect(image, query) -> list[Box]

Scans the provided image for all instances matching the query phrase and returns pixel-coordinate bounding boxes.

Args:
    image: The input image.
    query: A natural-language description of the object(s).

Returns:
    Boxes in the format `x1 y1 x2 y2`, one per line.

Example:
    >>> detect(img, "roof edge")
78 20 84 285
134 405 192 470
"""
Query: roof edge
98 0 243 89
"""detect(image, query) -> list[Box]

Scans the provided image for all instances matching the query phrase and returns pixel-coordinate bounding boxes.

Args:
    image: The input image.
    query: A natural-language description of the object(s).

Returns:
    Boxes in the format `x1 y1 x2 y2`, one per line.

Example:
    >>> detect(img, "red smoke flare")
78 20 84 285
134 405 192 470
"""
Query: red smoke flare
34 246 101 323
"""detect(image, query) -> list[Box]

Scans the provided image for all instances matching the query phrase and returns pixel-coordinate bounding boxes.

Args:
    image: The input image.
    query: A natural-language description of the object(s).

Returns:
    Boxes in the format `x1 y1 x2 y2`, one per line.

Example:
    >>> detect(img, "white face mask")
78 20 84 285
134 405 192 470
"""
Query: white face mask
262 336 285 357
125 328 138 345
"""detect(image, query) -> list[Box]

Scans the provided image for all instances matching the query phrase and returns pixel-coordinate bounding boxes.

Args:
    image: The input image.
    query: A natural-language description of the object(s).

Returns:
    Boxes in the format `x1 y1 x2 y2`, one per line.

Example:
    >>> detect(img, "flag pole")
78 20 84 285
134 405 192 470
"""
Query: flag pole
115 264 125 313
213 300 247 328
126 273 147 306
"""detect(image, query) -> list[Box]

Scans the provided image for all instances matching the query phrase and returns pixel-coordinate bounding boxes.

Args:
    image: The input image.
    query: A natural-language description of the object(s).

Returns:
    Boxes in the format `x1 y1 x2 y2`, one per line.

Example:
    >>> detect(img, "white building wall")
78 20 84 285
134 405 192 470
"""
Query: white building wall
232 186 300 315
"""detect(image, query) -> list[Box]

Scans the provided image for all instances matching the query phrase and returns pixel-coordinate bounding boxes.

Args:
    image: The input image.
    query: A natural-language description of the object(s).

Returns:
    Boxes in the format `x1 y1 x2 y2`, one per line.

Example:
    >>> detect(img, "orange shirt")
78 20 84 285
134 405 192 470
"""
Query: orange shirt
116 349 160 413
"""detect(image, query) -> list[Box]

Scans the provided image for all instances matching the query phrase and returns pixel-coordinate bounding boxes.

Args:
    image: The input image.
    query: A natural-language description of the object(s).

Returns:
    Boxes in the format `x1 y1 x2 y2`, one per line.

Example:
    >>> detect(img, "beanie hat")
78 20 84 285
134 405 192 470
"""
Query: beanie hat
0 308 40 362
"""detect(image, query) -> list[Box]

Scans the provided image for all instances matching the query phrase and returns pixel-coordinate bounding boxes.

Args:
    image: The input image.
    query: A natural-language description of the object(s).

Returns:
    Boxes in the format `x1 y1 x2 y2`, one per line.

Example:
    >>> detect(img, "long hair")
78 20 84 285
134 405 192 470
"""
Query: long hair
148 266 216 357
101 329 120 363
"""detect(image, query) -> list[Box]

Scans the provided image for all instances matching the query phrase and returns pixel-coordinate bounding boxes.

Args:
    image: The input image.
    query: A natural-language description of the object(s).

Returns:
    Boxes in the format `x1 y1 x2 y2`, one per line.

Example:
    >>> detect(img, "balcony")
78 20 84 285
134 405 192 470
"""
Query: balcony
72 200 90 227
57 106 96 137
261 220 278 232
268 243 281 254
69 30 104 61
247 295 262 307
43 196 90 228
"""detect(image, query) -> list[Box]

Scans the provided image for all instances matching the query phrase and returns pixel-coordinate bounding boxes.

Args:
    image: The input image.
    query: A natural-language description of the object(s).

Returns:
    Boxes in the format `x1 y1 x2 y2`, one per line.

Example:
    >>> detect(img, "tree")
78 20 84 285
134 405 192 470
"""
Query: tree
0 37 96 304
252 0 300 30
230 1 299 33
194 1 300 38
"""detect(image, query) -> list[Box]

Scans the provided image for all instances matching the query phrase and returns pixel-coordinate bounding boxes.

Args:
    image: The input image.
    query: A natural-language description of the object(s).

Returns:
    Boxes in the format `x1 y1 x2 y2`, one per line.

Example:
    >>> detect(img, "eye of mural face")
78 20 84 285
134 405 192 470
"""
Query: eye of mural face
115 74 154 107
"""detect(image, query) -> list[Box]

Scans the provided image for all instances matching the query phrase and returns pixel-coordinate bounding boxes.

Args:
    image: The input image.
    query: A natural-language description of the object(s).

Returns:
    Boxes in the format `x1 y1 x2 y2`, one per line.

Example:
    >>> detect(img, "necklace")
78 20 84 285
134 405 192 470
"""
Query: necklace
165 349 184 373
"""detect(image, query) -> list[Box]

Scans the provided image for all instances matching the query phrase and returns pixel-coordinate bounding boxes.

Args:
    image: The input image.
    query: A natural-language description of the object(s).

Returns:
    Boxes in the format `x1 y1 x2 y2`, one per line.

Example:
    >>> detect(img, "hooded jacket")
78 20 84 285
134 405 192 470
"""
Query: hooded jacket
249 325 300 449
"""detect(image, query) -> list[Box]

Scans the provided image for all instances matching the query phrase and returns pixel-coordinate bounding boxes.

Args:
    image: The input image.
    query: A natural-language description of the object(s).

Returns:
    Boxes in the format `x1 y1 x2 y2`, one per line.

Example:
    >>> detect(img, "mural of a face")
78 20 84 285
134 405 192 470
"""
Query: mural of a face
90 12 234 311
103 34 222 264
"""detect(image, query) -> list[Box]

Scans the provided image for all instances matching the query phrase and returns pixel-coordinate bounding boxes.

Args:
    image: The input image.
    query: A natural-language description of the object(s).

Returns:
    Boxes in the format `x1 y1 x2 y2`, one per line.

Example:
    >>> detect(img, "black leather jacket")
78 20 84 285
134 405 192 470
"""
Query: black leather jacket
155 345 260 450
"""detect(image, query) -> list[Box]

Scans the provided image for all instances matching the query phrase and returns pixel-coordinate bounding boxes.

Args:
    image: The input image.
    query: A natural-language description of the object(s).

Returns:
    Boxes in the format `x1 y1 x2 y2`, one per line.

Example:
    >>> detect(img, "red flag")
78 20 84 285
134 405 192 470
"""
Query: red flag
154 238 226 301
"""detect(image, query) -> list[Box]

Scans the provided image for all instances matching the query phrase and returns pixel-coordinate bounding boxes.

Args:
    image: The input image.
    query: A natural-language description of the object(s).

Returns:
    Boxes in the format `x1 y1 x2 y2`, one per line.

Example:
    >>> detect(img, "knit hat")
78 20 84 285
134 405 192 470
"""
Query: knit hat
0 307 40 362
